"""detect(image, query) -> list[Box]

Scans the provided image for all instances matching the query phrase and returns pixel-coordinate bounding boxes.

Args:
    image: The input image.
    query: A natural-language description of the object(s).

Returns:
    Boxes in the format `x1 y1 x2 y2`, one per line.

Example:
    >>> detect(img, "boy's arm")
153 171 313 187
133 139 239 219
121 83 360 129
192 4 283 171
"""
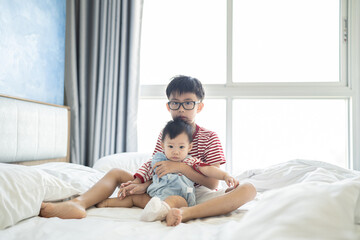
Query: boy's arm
154 161 220 189
197 165 239 188
134 159 153 183
118 177 152 199
197 165 227 180
181 163 220 189
181 130 226 188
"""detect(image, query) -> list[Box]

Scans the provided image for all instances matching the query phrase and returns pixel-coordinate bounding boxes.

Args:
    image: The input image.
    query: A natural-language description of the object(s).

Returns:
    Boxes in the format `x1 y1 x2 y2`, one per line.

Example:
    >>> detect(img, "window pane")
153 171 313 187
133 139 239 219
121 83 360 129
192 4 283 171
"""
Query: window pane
233 0 340 83
138 99 171 153
232 99 348 174
140 0 226 84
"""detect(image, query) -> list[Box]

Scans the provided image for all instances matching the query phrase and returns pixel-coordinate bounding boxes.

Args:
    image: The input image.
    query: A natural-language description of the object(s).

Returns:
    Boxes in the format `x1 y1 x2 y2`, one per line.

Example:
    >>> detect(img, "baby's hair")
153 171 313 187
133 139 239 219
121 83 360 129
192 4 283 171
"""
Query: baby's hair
161 118 193 143
166 75 205 101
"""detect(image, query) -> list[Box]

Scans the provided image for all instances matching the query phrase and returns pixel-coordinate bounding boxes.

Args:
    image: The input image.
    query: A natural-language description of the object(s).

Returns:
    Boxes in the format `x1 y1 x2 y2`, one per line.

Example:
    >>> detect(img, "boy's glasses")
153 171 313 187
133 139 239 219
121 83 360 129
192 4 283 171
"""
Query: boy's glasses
167 101 200 110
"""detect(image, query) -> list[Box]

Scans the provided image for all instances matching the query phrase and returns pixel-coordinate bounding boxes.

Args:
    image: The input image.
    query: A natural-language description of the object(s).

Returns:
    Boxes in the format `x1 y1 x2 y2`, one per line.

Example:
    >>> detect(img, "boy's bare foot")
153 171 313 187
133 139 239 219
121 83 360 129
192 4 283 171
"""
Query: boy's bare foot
39 200 87 219
166 208 183 226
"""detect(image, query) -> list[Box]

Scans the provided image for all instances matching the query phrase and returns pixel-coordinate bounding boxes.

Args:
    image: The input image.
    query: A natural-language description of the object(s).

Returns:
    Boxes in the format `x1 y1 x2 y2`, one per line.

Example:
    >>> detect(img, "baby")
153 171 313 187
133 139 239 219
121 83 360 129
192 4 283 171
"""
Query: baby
105 118 239 224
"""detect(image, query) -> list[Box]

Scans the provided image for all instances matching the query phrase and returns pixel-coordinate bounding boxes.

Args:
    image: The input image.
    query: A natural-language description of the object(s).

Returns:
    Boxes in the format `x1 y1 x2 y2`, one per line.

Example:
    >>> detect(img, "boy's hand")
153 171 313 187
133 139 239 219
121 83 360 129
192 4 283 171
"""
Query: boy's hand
153 161 182 178
118 181 148 199
224 175 239 188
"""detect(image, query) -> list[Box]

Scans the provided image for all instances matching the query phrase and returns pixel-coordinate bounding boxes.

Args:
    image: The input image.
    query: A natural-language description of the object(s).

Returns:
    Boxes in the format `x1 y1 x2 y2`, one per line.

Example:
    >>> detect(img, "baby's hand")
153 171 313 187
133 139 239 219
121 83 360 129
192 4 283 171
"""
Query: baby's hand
224 175 239 188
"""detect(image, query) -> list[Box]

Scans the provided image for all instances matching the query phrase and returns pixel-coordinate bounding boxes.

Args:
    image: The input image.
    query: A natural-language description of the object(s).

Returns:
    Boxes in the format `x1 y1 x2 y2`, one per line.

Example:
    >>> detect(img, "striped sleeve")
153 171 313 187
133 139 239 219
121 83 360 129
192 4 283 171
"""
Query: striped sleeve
202 131 226 165
152 131 164 155
134 160 153 183
183 156 210 174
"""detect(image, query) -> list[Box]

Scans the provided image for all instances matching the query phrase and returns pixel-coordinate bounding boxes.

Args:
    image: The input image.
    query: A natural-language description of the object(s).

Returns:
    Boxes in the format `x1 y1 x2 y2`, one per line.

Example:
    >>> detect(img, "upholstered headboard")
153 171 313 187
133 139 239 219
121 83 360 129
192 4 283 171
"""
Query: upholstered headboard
0 94 70 165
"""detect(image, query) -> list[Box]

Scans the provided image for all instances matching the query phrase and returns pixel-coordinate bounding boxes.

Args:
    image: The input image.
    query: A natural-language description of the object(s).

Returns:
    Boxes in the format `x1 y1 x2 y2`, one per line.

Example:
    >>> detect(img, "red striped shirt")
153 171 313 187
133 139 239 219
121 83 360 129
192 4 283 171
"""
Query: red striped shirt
134 124 226 183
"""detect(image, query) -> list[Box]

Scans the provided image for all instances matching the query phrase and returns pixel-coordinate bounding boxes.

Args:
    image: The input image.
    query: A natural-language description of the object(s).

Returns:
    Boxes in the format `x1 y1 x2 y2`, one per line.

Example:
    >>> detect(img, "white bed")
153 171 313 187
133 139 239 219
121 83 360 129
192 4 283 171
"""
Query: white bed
0 95 360 240
0 155 360 240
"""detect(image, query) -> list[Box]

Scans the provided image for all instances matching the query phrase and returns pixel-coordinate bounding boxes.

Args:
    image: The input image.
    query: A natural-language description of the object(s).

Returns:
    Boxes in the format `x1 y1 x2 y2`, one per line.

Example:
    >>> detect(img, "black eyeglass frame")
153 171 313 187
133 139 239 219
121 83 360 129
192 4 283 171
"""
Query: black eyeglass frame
167 101 201 110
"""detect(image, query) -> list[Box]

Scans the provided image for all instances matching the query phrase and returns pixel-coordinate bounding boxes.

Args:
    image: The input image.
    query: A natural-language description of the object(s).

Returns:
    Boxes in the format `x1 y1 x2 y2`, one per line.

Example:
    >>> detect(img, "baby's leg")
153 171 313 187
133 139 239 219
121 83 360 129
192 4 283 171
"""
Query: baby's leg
164 195 188 209
96 193 151 208
141 195 188 222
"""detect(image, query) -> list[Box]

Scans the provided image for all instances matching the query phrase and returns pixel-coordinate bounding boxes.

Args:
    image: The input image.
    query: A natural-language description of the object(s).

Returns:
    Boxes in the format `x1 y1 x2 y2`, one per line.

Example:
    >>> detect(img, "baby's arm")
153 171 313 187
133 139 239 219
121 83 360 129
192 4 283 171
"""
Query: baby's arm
197 166 239 187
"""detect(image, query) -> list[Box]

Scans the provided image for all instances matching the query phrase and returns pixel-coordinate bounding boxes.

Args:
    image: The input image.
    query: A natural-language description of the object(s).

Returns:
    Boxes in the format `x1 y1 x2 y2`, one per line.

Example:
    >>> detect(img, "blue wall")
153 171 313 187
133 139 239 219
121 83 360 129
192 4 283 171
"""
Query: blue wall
0 0 66 105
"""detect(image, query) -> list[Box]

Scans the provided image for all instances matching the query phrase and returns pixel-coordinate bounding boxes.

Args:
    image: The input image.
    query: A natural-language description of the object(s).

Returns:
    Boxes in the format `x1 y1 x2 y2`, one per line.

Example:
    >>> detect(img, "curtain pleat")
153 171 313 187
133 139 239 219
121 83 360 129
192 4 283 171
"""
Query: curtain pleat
65 0 143 166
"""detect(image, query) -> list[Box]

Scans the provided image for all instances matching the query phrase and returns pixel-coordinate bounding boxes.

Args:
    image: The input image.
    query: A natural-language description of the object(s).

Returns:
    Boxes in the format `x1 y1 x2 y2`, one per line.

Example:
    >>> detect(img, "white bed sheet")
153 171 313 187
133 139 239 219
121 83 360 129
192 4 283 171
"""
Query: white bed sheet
0 158 359 240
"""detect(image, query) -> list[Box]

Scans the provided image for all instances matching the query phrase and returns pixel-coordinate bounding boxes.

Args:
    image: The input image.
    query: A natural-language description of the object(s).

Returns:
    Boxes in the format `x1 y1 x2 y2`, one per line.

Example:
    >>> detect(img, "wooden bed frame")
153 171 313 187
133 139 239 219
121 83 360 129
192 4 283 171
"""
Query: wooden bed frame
0 94 70 165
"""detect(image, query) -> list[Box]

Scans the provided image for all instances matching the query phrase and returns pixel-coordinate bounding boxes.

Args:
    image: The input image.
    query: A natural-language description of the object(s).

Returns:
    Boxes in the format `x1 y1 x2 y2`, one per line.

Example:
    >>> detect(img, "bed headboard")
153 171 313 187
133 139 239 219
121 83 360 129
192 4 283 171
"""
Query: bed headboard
0 94 70 165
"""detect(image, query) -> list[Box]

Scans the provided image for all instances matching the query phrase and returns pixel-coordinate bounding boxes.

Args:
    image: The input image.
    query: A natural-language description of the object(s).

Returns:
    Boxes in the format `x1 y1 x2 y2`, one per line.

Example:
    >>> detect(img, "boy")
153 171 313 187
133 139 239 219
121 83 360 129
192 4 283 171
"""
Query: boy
39 75 256 226
98 118 238 225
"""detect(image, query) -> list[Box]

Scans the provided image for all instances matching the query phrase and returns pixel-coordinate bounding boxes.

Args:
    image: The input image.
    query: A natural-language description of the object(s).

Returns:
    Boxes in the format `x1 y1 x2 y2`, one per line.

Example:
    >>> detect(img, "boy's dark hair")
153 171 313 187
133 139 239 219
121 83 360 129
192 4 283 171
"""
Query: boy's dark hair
166 75 205 101
161 118 193 143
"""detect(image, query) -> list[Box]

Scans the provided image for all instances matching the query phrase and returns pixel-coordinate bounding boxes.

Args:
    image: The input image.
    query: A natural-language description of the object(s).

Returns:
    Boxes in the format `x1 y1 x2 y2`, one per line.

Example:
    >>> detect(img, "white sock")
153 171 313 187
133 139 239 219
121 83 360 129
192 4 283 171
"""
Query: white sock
140 197 170 222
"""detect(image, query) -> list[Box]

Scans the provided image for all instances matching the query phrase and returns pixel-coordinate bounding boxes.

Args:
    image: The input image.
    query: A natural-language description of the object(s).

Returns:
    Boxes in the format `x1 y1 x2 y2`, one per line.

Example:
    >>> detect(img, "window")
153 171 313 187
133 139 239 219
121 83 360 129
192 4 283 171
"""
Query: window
140 0 226 84
138 0 360 172
233 0 340 83
232 99 348 173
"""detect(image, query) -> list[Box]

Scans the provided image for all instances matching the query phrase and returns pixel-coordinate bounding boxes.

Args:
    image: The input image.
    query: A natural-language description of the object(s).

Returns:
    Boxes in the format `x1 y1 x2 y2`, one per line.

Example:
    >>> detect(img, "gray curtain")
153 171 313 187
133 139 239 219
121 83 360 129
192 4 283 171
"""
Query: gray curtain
64 0 143 166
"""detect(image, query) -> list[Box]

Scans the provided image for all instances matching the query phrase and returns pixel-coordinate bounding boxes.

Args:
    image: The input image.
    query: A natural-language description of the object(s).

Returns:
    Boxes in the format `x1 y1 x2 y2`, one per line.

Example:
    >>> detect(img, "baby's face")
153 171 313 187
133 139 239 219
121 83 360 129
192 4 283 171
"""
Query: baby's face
162 132 192 162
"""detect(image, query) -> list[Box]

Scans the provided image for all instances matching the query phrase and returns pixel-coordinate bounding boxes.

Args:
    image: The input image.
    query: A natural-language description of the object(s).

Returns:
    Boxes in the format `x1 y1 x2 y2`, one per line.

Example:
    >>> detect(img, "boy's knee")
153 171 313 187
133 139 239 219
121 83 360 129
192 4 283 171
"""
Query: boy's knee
239 182 257 199
107 168 133 181
108 168 125 176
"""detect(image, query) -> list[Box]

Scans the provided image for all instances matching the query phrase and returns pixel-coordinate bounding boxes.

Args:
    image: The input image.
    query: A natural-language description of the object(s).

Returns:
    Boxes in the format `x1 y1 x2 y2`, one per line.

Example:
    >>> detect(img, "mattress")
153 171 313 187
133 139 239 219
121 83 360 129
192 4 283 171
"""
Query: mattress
0 153 359 240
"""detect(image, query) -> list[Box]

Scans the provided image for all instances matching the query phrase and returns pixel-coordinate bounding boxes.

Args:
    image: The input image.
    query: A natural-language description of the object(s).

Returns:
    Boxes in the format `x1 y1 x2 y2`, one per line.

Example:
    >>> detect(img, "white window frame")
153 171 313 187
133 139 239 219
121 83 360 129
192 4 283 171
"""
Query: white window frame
140 0 360 170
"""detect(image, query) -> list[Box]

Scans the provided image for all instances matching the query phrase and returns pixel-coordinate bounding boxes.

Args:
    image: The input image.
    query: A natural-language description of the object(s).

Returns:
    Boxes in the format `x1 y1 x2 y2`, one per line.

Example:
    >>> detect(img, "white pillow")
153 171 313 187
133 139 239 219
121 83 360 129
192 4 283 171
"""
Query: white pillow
93 152 151 174
33 162 104 194
0 163 79 229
